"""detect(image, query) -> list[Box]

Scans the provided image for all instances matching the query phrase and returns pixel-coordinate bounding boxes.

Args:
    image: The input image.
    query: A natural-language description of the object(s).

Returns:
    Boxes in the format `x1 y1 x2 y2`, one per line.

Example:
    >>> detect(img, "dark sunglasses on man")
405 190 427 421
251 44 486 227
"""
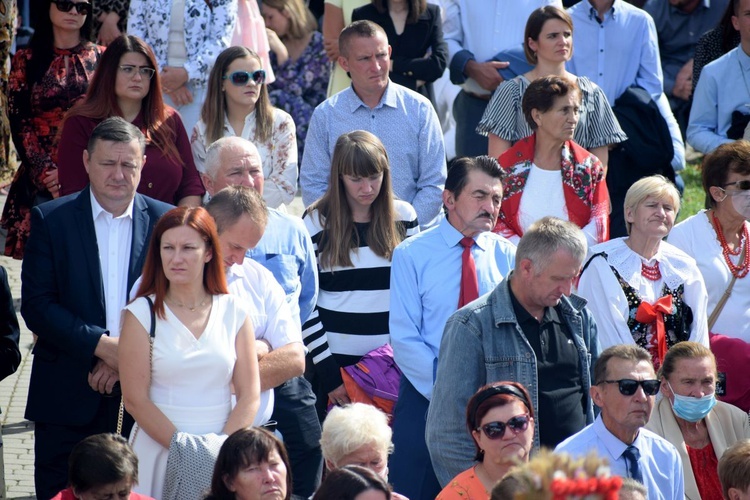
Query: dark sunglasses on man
52 0 92 15
223 70 266 86
601 378 660 396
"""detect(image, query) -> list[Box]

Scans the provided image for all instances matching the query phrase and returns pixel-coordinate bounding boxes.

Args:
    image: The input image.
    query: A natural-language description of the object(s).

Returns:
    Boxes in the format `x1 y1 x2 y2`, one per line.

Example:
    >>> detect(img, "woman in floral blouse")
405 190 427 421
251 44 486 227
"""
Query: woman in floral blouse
495 75 610 248
1 0 103 259
192 46 298 210
262 0 330 160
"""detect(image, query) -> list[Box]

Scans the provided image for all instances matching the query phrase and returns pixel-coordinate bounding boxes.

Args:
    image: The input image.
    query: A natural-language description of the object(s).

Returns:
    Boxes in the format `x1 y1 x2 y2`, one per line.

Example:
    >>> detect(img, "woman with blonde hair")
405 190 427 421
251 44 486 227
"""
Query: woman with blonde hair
578 175 709 370
302 130 418 413
646 341 750 500
192 46 297 210
262 0 329 159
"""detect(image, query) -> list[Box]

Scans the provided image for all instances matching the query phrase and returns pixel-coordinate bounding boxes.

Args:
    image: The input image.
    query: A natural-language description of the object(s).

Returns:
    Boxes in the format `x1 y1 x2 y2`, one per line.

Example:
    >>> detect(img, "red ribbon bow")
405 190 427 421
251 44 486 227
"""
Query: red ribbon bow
635 295 674 364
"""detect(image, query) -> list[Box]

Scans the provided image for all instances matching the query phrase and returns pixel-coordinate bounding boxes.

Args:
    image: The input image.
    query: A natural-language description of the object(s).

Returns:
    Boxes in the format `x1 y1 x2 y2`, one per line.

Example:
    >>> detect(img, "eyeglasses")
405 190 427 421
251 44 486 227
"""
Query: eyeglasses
223 70 266 86
721 180 750 192
119 65 156 80
601 379 660 396
51 0 91 15
476 414 531 440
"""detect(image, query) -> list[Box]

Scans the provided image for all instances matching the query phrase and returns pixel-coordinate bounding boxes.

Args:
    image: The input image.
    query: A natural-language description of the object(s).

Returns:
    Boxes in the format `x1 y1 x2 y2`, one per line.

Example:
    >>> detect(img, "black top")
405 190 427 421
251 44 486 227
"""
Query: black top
351 3 448 104
509 287 587 448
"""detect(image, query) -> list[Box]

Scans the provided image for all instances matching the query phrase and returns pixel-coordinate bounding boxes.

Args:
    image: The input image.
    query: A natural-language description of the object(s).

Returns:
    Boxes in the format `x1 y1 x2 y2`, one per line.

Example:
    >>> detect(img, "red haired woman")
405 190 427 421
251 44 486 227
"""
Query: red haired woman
58 35 204 206
119 206 260 498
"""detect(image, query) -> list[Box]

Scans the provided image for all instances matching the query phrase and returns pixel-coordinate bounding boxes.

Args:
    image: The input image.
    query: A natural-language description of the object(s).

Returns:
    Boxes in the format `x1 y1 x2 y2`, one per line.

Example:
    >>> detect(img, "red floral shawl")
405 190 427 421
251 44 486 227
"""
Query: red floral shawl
494 134 610 243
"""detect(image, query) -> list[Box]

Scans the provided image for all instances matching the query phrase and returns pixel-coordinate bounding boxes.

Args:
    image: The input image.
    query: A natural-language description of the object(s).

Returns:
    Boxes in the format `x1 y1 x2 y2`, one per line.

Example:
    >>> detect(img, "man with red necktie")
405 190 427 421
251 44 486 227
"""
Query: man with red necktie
389 155 516 500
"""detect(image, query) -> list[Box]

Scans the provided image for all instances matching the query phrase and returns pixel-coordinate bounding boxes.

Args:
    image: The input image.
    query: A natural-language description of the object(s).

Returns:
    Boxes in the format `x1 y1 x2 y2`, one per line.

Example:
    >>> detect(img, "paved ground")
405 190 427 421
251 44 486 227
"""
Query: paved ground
0 197 35 498
0 193 307 499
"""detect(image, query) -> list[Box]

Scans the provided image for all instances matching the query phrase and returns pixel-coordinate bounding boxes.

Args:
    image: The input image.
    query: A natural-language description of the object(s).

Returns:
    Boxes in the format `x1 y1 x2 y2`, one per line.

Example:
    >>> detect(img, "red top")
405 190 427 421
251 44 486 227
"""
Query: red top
57 109 205 204
495 134 610 244
52 487 155 500
686 441 723 500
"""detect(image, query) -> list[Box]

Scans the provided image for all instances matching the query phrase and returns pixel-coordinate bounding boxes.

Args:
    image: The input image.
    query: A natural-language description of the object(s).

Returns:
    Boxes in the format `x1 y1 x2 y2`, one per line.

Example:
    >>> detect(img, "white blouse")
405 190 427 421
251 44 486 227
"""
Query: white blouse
191 108 298 209
669 210 750 342
578 237 709 351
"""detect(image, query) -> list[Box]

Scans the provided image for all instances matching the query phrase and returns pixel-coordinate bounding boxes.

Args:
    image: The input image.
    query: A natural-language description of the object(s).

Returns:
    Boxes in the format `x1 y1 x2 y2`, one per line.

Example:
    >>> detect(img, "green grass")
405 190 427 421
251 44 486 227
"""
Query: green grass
677 159 706 223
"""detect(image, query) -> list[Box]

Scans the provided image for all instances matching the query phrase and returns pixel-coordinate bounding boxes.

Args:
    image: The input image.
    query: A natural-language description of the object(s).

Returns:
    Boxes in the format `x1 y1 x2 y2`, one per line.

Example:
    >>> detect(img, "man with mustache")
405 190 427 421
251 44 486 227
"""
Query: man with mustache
557 344 684 499
388 155 516 500
426 217 600 487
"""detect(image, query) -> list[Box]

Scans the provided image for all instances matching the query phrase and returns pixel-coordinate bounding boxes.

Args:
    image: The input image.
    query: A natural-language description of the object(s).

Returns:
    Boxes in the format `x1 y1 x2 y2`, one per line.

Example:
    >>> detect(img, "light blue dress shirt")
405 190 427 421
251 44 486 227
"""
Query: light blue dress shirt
556 415 685 500
442 0 561 93
246 208 318 326
687 46 750 153
568 0 663 104
389 217 516 400
567 0 685 170
300 82 446 228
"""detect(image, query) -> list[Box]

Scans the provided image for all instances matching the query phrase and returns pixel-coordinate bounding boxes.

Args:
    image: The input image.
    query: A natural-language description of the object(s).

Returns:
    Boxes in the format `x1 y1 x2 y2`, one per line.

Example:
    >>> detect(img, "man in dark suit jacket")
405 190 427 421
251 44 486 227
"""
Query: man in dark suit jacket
20 117 172 500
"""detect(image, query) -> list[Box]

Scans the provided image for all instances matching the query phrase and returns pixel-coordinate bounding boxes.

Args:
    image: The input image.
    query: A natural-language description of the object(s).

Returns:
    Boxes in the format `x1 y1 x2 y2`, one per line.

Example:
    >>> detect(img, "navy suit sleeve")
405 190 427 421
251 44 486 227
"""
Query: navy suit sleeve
0 267 21 382
21 205 104 364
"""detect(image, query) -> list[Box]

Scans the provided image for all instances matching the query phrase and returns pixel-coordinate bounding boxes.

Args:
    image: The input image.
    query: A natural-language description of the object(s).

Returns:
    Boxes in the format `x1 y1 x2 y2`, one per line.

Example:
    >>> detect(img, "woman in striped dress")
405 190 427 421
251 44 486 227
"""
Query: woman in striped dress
477 5 626 170
302 130 418 414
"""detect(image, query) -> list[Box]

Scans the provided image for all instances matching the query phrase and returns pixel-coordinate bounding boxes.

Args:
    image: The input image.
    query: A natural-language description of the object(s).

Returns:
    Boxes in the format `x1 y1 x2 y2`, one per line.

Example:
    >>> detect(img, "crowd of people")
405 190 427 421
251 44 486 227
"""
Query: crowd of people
0 0 750 499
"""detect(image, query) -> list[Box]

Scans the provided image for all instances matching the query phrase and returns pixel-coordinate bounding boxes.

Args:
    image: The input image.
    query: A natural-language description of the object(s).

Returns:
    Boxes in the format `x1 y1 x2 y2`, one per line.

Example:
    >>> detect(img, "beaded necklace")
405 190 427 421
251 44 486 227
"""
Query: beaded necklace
712 211 750 279
641 261 662 281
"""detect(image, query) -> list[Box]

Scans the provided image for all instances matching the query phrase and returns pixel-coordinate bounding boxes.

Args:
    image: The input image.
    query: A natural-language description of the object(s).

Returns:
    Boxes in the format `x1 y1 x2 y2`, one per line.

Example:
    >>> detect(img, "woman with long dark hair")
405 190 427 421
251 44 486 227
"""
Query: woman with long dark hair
120 206 260 498
1 0 103 258
57 35 204 206
302 130 418 411
192 46 297 210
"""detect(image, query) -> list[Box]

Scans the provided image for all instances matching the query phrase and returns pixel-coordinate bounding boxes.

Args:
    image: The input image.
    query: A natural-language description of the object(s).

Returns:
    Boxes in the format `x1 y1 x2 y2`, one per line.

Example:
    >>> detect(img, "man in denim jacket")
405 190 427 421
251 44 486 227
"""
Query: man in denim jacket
426 216 601 487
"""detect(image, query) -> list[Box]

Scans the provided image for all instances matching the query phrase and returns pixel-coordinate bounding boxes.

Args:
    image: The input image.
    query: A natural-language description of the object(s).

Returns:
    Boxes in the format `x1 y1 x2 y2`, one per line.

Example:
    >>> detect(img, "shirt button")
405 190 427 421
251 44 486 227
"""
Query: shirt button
148 182 153 188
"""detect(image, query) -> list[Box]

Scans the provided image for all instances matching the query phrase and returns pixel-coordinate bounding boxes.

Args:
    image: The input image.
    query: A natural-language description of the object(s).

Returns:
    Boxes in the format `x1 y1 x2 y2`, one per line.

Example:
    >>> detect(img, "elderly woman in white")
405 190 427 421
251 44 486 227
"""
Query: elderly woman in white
578 175 709 371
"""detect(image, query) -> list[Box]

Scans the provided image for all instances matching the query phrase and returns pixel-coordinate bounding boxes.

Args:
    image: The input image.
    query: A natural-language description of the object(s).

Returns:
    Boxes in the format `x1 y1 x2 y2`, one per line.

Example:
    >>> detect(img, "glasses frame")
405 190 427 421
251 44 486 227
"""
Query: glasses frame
601 379 660 396
223 69 266 86
118 65 156 80
51 0 92 15
476 414 531 440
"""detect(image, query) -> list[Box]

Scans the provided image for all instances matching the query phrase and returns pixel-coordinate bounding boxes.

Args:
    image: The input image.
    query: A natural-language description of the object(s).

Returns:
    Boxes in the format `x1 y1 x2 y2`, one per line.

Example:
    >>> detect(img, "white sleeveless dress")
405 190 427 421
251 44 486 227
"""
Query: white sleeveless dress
125 294 248 499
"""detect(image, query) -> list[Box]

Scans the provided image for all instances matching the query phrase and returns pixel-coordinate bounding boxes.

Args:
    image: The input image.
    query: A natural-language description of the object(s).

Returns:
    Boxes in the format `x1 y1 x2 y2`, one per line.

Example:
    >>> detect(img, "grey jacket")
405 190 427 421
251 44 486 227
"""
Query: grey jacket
425 277 601 486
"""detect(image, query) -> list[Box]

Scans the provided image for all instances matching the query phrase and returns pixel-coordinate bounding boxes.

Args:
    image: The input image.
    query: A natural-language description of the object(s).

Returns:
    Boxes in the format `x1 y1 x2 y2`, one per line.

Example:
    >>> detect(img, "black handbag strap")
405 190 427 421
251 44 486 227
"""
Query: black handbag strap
145 296 156 338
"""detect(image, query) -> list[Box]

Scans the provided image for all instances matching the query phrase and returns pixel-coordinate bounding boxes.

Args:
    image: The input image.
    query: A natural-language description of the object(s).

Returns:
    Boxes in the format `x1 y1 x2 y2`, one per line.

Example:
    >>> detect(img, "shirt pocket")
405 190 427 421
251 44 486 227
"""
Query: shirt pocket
263 254 299 296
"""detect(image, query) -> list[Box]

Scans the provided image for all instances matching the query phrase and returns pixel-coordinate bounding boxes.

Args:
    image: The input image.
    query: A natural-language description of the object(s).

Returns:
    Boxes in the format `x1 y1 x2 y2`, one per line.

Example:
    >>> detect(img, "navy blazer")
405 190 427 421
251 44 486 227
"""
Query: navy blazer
21 187 172 425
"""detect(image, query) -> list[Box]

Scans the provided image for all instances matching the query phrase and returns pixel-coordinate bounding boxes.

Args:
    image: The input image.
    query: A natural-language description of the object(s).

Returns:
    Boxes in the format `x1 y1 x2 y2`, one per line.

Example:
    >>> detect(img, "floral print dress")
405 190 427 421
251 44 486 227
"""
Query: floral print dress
268 30 329 160
1 42 102 259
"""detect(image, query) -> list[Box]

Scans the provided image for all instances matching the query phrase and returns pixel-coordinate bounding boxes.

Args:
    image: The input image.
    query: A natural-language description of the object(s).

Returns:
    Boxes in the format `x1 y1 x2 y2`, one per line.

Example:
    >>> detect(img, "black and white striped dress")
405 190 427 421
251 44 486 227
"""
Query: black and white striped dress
476 75 627 150
302 200 419 391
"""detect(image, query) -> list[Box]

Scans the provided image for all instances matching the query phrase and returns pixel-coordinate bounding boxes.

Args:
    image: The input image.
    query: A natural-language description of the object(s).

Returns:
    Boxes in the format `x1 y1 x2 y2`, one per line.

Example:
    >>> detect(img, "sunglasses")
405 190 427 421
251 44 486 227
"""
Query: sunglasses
476 414 531 440
223 70 266 86
722 180 750 191
601 379 660 396
52 0 91 15
119 65 156 79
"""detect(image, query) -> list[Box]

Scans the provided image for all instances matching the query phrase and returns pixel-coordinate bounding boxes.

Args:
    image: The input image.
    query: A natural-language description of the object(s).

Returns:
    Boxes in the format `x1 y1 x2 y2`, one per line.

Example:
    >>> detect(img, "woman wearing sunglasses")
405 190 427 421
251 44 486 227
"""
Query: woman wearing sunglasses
645 341 750 500
668 141 750 413
437 382 535 500
0 0 102 259
192 46 298 210
57 35 205 207
578 175 709 372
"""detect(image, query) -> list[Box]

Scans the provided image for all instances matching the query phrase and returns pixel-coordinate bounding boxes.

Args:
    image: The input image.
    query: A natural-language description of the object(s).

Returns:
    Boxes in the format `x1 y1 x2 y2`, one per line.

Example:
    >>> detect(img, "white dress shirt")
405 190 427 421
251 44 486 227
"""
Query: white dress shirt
91 191 133 338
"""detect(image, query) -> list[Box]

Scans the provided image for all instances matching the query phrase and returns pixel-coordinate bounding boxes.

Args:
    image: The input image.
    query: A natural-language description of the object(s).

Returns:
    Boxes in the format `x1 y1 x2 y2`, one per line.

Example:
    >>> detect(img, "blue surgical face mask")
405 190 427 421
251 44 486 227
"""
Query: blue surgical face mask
668 381 717 422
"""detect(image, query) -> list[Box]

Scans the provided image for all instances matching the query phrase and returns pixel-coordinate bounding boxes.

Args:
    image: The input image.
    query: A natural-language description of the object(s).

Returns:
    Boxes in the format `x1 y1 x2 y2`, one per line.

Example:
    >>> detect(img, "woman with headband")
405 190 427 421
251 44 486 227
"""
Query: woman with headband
437 381 535 500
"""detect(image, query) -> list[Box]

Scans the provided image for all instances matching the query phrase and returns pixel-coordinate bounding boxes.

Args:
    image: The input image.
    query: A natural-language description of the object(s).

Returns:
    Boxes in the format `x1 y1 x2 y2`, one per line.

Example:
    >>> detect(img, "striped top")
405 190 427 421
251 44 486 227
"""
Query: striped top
302 199 419 393
476 75 627 150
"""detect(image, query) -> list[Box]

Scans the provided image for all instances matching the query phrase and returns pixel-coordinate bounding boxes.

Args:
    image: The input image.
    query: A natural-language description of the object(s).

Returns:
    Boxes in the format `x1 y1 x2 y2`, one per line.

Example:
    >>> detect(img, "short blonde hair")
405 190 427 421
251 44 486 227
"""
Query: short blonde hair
320 403 394 466
623 175 681 235
719 439 750 498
